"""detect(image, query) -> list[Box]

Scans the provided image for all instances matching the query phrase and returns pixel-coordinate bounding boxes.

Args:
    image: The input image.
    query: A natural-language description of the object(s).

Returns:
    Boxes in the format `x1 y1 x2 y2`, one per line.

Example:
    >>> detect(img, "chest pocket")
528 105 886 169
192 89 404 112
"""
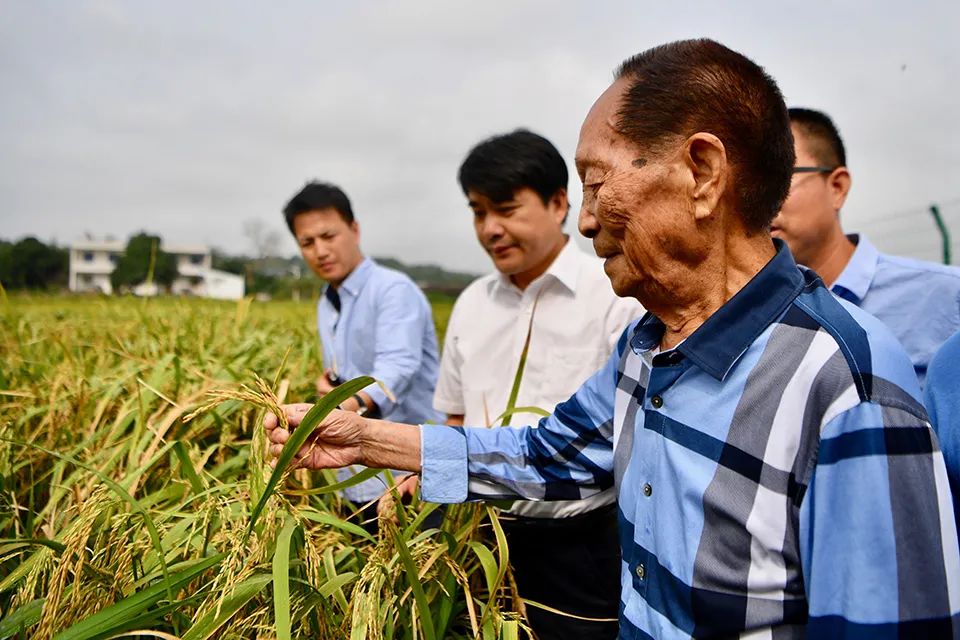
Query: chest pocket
545 348 608 398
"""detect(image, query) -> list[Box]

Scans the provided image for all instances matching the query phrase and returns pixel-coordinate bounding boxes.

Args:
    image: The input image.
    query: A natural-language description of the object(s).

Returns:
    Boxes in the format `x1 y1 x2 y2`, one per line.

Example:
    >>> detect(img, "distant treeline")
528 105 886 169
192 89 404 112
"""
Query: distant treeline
0 237 68 290
212 254 478 298
0 235 478 298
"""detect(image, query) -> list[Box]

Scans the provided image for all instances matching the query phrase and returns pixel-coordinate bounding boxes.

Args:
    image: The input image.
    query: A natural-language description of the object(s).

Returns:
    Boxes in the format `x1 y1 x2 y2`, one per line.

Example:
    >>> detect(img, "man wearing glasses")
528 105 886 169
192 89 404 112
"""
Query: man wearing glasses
771 108 960 385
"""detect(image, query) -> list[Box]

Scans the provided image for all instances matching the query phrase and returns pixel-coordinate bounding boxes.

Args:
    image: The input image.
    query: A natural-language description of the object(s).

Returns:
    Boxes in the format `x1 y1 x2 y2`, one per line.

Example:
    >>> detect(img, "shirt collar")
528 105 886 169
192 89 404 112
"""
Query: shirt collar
543 237 581 293
489 237 580 296
831 234 878 304
326 256 373 299
630 239 806 381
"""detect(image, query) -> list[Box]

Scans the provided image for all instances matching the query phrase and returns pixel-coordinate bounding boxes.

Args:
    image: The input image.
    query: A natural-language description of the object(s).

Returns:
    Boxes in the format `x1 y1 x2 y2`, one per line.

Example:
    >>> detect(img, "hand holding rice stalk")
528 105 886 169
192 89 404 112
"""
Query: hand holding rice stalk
264 400 366 471
264 389 424 477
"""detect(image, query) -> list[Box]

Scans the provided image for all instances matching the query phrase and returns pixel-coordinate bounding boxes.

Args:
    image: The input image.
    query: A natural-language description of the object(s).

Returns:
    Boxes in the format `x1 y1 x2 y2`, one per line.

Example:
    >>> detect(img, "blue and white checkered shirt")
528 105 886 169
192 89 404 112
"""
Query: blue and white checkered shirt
421 242 960 638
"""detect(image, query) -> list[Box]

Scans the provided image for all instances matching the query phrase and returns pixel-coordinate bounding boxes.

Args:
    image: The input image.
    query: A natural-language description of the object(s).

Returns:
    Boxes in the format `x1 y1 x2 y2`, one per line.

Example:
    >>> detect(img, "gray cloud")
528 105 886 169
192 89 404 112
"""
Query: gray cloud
2 0 958 271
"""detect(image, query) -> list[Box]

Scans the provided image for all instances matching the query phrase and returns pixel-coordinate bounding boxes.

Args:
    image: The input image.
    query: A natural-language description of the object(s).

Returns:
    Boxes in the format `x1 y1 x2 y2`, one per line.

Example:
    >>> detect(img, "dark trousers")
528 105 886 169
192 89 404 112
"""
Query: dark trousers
499 503 621 640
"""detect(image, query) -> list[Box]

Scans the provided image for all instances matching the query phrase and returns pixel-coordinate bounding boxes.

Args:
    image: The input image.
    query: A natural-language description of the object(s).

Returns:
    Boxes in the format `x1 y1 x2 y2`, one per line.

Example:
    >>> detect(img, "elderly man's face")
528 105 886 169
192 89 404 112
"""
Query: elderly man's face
575 79 707 301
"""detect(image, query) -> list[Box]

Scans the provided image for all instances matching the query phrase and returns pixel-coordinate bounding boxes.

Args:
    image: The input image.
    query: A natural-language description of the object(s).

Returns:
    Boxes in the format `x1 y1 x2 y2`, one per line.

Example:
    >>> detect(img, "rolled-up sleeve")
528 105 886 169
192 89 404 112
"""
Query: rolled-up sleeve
421 424 469 502
420 337 622 504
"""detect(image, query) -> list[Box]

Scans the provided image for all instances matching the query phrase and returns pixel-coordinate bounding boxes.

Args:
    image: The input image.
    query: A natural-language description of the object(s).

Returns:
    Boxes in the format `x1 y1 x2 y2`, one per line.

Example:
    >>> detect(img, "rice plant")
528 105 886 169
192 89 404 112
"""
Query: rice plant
0 295 524 639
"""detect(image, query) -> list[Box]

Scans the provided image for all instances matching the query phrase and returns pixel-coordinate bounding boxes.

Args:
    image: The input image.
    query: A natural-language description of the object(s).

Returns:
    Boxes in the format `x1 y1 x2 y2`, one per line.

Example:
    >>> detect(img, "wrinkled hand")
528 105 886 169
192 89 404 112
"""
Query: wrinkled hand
376 473 420 518
264 402 364 470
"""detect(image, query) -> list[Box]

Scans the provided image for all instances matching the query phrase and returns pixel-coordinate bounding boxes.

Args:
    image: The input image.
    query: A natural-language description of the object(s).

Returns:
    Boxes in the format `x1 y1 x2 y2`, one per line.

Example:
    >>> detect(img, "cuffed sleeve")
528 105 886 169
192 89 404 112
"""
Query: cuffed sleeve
420 424 469 503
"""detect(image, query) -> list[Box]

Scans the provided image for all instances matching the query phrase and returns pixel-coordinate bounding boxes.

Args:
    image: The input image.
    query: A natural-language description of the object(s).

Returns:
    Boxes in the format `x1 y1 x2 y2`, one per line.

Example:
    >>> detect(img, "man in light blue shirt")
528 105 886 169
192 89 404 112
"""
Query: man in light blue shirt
267 41 960 638
282 181 442 515
926 330 960 531
772 108 960 385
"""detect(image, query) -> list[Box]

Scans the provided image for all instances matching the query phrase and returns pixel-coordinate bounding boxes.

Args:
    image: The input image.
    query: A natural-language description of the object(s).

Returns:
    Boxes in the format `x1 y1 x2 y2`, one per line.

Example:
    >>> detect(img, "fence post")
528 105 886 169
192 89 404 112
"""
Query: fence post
930 204 951 265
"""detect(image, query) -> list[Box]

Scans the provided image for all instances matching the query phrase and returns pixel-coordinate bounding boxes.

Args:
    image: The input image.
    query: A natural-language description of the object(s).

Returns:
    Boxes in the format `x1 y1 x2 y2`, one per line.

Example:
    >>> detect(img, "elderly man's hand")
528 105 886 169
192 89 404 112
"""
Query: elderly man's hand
264 403 364 470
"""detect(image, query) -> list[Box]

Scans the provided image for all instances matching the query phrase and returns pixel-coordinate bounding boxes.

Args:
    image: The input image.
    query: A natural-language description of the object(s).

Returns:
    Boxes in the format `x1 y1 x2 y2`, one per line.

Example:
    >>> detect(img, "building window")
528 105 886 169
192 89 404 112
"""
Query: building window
109 254 119 264
83 252 94 262
190 254 205 265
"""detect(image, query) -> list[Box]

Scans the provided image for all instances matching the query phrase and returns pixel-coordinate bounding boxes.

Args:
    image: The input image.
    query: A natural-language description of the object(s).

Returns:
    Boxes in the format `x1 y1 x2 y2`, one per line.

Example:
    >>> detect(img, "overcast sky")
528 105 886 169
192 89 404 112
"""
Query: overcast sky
2 1 958 273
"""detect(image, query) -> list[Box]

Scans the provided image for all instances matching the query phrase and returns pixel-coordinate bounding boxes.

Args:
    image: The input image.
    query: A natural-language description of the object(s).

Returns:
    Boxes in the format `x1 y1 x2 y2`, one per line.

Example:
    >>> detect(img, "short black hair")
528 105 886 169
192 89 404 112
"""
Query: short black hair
788 107 847 169
614 39 794 231
458 129 569 211
282 181 354 234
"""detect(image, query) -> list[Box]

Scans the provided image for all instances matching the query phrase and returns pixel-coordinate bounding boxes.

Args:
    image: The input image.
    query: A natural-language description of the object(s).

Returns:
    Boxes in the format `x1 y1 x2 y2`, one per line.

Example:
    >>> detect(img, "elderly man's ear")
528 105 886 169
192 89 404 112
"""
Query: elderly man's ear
683 133 728 221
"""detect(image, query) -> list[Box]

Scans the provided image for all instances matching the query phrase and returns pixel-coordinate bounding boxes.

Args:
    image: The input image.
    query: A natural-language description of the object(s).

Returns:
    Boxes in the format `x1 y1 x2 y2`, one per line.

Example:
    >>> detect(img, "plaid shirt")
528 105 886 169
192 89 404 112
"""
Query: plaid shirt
421 242 960 638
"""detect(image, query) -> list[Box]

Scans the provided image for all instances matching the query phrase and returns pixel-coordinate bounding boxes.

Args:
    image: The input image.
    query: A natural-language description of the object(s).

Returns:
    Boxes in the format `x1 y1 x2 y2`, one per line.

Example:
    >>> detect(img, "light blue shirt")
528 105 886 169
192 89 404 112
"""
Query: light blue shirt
319 257 443 501
831 234 960 386
420 242 960 638
925 330 960 531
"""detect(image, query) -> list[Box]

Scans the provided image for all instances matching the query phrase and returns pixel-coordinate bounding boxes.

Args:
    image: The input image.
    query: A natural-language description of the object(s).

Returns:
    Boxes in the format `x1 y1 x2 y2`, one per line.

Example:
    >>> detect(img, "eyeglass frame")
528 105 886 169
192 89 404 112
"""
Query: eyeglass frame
792 166 838 174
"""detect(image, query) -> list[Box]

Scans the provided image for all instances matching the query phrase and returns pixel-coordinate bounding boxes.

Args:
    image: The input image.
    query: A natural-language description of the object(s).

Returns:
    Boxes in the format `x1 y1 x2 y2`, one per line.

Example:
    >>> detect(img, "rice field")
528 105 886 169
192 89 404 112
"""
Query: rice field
0 294 526 639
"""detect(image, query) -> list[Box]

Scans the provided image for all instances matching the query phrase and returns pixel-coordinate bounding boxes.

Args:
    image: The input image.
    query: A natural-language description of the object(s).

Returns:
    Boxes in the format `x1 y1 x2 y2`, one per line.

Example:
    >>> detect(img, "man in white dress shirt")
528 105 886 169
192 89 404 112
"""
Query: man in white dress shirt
397 129 641 638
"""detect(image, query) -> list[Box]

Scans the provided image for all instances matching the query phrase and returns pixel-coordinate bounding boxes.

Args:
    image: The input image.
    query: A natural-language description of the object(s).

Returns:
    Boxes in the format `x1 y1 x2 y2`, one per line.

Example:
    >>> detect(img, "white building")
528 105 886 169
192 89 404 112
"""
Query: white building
69 240 245 299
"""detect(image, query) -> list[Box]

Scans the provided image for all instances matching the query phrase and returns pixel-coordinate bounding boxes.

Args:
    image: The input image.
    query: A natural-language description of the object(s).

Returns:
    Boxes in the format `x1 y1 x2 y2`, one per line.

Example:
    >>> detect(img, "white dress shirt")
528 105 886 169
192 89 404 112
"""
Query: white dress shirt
434 238 643 518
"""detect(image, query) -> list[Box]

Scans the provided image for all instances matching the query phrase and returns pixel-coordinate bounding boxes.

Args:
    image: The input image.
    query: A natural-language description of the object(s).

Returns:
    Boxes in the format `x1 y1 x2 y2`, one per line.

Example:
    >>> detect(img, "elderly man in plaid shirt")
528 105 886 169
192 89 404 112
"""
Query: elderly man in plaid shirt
267 39 960 638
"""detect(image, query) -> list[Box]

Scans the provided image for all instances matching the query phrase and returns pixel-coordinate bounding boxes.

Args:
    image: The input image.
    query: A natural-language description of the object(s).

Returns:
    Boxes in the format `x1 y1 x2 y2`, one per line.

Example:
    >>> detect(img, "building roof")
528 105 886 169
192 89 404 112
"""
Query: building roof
70 240 125 252
69 239 210 255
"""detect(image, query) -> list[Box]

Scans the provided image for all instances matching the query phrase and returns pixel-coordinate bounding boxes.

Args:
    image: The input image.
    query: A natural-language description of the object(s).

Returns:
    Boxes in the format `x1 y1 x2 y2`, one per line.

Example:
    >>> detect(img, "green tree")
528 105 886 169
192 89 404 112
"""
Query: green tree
0 239 12 288
111 233 177 291
211 251 246 275
0 237 68 289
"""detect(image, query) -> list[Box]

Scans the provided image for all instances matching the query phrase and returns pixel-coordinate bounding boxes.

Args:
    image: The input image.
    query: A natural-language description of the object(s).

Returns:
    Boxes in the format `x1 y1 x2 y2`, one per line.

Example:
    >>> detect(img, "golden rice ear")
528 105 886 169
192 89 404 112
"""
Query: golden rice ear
3 296 523 639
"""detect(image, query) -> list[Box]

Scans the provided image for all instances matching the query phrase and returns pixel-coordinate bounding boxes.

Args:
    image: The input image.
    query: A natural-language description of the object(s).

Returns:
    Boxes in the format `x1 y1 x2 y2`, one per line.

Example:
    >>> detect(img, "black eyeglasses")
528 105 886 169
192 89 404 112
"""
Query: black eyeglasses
792 166 837 174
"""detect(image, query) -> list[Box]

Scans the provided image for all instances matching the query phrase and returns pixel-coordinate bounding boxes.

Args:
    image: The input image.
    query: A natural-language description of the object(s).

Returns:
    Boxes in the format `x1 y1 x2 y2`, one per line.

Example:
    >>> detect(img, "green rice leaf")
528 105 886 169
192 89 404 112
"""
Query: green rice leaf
490 405 550 425
323 547 349 612
272 516 299 640
0 537 66 555
400 502 442 541
0 548 43 593
0 598 44 639
500 292 541 427
299 510 375 541
390 526 437 640
286 465 382 496
467 541 499 592
318 571 357 597
487 507 509 587
172 440 204 494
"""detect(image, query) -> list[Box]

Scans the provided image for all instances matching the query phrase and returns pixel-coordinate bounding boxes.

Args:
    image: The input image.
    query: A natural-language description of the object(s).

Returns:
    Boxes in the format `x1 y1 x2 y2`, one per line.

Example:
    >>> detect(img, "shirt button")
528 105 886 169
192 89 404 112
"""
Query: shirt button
643 483 653 497
636 563 646 580
651 395 663 409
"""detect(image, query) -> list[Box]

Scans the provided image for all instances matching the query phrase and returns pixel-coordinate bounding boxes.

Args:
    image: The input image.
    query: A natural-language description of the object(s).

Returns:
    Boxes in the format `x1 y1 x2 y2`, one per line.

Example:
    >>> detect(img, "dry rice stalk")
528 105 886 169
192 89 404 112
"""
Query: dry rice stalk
35 486 110 638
